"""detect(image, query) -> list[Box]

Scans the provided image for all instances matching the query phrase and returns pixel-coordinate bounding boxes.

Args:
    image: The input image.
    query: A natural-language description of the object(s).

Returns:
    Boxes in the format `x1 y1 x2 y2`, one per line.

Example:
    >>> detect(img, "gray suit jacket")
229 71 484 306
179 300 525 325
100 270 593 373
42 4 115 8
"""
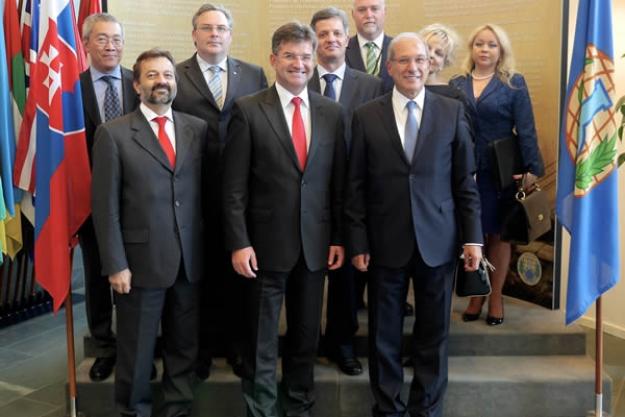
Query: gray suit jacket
91 109 208 287
222 86 346 272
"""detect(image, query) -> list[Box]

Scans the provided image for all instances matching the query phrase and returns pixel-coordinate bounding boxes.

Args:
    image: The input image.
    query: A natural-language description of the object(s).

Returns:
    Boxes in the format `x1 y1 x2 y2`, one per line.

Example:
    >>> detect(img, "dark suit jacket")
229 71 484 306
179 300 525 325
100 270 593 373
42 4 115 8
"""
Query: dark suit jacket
80 67 139 164
173 54 268 145
345 35 393 93
91 109 208 288
308 66 382 150
346 91 483 268
449 74 544 176
222 86 346 272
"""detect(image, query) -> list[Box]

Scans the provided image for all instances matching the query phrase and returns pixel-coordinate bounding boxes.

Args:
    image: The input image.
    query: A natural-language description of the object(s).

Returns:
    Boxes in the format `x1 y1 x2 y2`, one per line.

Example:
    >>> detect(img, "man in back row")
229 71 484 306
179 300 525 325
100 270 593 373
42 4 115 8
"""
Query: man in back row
173 2 268 379
308 6 382 377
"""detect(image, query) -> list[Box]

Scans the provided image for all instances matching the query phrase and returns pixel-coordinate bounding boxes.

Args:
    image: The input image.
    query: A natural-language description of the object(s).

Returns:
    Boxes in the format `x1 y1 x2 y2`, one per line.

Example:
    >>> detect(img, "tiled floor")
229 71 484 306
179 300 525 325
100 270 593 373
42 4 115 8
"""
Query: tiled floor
1 252 624 417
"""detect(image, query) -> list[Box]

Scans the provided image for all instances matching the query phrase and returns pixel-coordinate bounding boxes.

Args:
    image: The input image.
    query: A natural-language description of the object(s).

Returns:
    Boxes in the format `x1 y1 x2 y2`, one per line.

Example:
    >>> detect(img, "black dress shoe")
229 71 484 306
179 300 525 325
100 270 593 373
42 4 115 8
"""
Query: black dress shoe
89 357 115 381
335 356 363 376
404 302 414 317
150 363 157 380
486 315 504 326
227 355 245 378
195 358 212 381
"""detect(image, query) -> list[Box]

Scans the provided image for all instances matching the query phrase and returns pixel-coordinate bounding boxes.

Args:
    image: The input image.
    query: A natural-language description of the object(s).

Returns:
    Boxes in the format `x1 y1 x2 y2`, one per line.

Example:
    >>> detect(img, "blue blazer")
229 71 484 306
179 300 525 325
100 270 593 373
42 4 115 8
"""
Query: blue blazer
450 73 544 176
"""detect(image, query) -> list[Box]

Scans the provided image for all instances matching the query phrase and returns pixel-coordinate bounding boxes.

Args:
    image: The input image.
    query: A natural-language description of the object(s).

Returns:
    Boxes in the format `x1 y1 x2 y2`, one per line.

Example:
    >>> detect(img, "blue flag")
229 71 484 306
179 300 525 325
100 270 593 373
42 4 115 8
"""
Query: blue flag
556 0 620 325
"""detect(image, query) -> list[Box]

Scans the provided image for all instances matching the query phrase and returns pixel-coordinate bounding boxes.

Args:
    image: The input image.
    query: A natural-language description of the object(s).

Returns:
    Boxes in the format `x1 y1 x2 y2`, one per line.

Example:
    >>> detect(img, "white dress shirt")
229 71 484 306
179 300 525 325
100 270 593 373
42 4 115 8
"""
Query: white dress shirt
275 82 311 150
197 54 228 101
317 62 346 102
140 103 176 151
392 87 424 148
357 32 385 72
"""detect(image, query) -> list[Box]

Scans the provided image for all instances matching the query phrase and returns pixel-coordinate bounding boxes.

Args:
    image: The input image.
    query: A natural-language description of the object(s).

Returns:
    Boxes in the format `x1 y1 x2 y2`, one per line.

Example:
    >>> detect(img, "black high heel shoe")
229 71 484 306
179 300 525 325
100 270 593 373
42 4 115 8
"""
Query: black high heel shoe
461 297 486 322
486 298 504 326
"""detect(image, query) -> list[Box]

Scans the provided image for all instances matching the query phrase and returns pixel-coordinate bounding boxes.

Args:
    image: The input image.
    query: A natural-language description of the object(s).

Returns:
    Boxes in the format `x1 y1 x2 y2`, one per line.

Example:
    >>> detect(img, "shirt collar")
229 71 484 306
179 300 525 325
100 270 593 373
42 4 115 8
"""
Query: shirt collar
317 62 346 80
357 32 385 50
90 65 122 81
275 82 309 110
140 102 174 123
196 53 227 73
392 86 425 111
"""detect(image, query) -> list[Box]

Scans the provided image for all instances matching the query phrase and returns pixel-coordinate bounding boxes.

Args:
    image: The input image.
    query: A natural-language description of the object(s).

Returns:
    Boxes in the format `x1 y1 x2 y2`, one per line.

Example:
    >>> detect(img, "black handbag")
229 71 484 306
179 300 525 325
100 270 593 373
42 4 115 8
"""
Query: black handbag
489 135 524 190
454 256 494 298
500 182 551 245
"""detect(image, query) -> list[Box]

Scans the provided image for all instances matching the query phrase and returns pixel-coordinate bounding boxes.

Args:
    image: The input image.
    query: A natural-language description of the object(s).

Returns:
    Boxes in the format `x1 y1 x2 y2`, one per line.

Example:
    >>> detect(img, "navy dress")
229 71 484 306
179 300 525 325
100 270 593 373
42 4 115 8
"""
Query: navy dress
449 73 544 234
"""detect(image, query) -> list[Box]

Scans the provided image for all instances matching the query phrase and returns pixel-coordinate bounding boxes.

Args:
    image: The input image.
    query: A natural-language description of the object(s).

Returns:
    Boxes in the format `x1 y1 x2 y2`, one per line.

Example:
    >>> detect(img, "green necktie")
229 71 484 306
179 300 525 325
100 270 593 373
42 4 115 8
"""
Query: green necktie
365 42 378 75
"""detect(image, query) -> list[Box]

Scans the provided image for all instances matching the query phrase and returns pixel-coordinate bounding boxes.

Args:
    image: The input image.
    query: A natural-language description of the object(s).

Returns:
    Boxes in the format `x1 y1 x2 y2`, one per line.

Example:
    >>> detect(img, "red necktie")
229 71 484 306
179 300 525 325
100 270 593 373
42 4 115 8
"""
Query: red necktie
291 97 307 170
153 116 176 168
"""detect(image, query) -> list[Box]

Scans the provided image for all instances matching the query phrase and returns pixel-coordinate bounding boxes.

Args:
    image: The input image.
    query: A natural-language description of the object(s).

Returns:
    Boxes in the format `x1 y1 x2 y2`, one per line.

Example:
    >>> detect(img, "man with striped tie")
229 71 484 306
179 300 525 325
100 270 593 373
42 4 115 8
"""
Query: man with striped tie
308 6 382 377
79 13 140 382
346 0 394 92
173 3 268 380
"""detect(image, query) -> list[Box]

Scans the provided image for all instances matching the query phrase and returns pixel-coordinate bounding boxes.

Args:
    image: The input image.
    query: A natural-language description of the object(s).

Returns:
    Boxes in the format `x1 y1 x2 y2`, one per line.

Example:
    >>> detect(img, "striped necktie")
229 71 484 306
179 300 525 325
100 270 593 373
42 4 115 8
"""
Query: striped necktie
208 65 223 109
365 42 379 75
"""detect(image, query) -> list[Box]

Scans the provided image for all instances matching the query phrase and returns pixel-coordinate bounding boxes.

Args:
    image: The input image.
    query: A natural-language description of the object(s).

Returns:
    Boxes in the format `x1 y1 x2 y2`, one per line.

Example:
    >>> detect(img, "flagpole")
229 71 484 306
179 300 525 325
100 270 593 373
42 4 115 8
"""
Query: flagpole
595 296 603 417
65 248 84 417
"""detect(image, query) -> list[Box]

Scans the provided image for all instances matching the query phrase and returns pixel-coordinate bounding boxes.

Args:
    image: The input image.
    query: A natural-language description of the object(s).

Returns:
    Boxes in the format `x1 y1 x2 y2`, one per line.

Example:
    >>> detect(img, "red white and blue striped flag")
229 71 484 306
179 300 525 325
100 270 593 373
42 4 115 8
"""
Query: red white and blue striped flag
13 0 91 311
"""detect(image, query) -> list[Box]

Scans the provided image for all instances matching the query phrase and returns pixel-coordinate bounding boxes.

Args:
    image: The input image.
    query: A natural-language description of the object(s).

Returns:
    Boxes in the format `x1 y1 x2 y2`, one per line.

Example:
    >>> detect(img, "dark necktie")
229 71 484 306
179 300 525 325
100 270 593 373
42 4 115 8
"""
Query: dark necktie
404 100 419 163
153 116 176 168
291 97 307 170
101 75 122 121
322 73 338 101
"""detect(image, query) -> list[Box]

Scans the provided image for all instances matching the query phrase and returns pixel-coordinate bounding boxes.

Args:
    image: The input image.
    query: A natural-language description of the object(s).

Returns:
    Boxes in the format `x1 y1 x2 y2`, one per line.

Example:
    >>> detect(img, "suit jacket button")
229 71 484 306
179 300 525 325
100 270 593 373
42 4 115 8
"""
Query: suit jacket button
301 181 307 187
175 200 181 207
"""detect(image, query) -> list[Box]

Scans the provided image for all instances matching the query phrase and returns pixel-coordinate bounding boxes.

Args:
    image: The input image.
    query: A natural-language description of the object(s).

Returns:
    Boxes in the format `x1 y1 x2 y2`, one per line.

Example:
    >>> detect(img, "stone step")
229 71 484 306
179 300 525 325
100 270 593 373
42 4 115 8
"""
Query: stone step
84 297 586 358
74 355 610 417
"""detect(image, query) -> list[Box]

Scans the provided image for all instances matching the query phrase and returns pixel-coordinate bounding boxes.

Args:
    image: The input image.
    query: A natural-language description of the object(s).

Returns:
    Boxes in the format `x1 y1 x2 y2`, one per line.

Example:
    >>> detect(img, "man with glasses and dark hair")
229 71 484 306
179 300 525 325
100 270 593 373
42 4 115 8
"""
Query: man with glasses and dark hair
222 21 346 417
79 12 140 383
173 3 267 380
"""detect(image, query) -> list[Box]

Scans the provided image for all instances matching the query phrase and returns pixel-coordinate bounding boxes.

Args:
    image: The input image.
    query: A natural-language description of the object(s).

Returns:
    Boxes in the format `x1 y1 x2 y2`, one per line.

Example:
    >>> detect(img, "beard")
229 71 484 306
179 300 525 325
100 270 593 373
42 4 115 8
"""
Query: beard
146 83 176 105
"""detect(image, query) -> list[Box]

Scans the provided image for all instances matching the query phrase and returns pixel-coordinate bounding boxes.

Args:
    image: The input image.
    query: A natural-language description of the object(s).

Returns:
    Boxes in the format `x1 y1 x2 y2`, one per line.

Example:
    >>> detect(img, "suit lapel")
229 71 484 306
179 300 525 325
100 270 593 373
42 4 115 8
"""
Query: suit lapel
223 57 240 110
183 54 220 110
121 68 136 113
476 76 500 104
346 36 366 72
172 111 194 173
259 87 302 171
308 68 321 94
412 91 435 164
378 94 410 167
306 93 324 168
339 68 358 109
81 71 102 126
130 110 173 171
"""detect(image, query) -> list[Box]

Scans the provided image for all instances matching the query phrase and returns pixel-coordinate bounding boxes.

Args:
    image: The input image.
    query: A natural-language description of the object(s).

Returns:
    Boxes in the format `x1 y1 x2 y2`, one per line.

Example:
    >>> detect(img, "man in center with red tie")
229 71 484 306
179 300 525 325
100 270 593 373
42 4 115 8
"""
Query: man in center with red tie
222 22 347 417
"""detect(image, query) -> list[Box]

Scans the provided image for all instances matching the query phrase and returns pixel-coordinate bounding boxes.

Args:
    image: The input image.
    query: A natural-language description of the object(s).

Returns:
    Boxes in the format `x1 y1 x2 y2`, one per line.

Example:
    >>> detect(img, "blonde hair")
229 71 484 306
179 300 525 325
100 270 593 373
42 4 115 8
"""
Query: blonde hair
461 23 517 85
419 23 460 68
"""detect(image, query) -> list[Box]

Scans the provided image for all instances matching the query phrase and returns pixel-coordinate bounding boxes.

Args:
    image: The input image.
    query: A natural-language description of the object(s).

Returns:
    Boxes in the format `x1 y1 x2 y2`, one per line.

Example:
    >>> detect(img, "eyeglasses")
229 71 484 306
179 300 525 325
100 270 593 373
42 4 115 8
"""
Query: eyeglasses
197 25 230 34
278 52 313 63
94 35 123 48
391 56 428 66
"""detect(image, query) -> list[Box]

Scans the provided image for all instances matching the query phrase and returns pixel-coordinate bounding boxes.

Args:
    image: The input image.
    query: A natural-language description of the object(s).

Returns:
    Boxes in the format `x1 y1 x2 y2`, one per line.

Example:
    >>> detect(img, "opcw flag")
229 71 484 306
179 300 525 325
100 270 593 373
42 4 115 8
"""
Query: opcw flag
13 0 91 311
556 0 620 325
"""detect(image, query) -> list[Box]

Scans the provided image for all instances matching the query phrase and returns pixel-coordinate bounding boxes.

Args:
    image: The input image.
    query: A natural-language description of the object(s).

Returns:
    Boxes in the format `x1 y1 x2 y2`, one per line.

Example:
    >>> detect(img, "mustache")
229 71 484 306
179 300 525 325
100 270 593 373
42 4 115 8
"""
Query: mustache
152 83 171 93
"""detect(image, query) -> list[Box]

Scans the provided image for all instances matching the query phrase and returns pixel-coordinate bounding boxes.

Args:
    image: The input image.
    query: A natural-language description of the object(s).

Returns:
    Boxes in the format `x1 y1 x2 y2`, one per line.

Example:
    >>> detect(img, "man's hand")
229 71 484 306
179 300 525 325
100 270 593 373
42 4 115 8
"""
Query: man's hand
109 269 132 294
352 253 370 272
463 245 483 272
327 245 345 270
232 246 258 278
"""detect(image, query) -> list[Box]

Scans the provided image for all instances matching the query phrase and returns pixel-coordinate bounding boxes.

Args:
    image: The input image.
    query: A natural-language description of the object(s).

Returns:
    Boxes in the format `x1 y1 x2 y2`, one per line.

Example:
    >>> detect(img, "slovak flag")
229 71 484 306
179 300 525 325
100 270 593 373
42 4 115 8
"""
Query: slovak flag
13 0 91 312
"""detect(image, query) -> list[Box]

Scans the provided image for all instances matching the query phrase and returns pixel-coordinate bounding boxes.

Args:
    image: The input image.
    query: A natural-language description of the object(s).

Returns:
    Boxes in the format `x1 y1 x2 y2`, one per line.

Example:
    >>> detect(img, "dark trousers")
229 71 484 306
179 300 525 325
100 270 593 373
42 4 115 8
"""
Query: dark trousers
79 217 115 357
242 256 325 417
368 251 454 417
115 269 199 417
324 264 361 357
199 249 247 363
